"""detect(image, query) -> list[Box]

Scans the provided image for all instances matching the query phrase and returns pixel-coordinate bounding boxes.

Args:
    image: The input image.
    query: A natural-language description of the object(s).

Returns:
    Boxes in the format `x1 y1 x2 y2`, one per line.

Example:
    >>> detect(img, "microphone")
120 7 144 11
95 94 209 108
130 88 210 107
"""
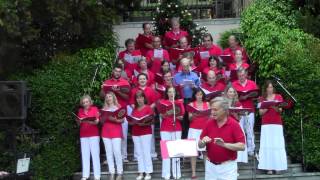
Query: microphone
272 75 282 81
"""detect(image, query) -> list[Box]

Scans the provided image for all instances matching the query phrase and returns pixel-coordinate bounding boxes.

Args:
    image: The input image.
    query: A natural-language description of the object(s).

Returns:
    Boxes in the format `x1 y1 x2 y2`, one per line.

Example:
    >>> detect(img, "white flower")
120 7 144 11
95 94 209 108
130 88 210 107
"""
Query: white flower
168 4 171 8
193 35 196 38
175 5 178 8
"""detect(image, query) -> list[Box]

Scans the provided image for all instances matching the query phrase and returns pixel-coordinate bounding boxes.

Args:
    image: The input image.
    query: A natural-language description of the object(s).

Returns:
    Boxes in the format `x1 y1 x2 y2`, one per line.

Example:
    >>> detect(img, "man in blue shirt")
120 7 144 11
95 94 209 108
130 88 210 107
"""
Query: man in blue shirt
174 58 200 138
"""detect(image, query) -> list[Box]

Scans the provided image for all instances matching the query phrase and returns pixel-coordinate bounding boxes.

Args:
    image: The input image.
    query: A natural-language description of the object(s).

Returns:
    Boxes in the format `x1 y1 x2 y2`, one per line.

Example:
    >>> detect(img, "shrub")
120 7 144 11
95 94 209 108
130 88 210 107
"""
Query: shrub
7 40 116 179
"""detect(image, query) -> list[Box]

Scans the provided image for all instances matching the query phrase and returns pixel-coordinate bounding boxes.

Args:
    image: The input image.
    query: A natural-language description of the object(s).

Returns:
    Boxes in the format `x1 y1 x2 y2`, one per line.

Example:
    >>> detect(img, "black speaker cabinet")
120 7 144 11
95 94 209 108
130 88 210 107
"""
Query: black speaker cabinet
0 81 28 120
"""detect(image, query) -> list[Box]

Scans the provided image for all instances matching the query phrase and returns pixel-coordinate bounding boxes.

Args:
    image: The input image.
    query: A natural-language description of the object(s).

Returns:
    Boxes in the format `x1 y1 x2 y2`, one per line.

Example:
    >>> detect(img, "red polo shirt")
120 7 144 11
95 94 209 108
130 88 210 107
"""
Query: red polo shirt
130 86 160 106
131 105 154 136
118 49 142 75
102 77 131 107
146 48 171 74
195 45 222 72
163 30 189 48
77 106 100 138
228 63 250 71
260 94 283 125
223 46 248 63
189 101 210 129
200 116 245 164
232 80 258 112
135 33 153 56
159 99 185 132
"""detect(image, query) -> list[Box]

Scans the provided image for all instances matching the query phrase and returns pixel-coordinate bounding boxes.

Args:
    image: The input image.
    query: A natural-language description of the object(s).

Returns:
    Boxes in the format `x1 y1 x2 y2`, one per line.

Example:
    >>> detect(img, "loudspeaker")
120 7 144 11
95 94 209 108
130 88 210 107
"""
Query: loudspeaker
0 81 28 120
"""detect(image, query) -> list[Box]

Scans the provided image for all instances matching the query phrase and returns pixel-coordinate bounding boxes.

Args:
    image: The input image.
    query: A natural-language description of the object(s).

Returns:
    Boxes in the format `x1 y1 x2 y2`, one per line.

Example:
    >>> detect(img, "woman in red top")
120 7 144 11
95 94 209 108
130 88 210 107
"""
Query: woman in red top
202 55 225 80
129 90 154 180
258 80 287 174
158 86 185 180
223 85 248 163
77 95 101 180
101 92 124 180
187 89 209 179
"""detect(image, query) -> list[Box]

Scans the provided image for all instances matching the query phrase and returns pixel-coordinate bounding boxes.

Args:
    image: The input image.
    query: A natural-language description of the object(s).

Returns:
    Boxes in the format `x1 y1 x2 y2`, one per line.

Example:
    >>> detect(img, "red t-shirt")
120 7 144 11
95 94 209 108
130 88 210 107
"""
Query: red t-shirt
223 46 248 63
228 63 250 71
102 78 131 107
146 48 171 74
130 86 160 106
101 106 123 138
195 45 222 72
135 33 153 56
260 94 283 125
159 99 185 132
131 105 154 136
200 116 245 164
189 101 209 129
78 106 100 138
118 50 142 75
232 80 258 112
163 30 189 48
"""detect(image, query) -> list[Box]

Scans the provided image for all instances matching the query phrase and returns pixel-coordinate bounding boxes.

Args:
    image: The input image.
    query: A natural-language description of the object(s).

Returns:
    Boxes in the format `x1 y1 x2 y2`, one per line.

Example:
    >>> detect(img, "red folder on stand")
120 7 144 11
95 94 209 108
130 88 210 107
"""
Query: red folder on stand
160 139 198 159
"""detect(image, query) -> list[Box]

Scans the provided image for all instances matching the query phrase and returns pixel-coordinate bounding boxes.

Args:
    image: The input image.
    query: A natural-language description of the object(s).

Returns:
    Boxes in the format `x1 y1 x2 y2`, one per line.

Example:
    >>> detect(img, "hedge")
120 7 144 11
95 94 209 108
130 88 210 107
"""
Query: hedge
5 37 116 179
241 0 320 170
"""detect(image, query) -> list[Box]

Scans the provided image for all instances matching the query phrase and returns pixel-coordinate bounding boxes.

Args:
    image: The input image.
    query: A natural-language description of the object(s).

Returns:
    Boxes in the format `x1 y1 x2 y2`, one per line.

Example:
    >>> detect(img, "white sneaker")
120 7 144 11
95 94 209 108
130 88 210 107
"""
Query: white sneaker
81 178 88 180
136 174 144 180
144 174 152 180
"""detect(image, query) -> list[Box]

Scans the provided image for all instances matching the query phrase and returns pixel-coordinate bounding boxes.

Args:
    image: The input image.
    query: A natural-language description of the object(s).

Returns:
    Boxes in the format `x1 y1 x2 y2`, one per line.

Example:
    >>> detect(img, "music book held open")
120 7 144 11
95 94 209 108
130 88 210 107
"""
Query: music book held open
220 54 233 64
199 51 210 59
257 100 287 109
102 83 130 93
228 107 252 113
169 48 195 60
72 112 96 122
126 114 154 125
186 104 211 116
100 106 127 121
237 89 259 99
156 100 184 116
199 86 223 100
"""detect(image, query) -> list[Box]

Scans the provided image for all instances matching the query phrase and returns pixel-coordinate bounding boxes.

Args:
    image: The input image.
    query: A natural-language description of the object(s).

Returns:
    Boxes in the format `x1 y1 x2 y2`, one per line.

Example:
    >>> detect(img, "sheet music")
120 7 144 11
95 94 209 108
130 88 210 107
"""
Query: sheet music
16 157 30 174
154 49 163 59
181 79 194 86
124 53 134 64
166 139 198 158
200 51 210 59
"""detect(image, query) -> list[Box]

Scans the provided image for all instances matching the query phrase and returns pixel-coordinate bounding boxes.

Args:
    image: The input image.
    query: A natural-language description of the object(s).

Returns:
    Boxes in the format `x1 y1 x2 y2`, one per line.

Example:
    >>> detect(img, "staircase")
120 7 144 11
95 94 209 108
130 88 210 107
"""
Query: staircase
73 125 320 180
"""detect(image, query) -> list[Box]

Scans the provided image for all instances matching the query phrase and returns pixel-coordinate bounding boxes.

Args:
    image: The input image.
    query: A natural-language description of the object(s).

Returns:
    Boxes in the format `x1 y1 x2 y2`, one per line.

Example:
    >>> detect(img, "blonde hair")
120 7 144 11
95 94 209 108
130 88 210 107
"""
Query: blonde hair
223 84 239 107
104 91 119 107
80 94 93 107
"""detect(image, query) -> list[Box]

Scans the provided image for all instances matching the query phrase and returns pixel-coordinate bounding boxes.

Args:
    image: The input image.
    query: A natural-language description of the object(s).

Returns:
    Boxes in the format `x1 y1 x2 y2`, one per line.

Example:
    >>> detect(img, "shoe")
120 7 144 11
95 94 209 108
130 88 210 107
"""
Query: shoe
81 178 88 180
152 157 158 161
116 174 123 180
191 175 198 179
123 158 129 163
132 158 138 162
144 174 152 180
109 174 115 180
94 178 101 180
248 151 254 156
267 170 273 175
136 174 144 180
275 171 282 175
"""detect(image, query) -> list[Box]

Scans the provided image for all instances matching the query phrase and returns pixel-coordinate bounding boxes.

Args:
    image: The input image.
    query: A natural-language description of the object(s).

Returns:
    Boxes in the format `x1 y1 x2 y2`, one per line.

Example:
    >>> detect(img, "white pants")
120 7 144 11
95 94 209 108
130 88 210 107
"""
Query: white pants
133 134 153 173
122 105 132 160
160 131 182 179
102 138 123 174
151 125 157 158
205 160 237 180
240 112 255 153
237 119 248 163
80 136 101 179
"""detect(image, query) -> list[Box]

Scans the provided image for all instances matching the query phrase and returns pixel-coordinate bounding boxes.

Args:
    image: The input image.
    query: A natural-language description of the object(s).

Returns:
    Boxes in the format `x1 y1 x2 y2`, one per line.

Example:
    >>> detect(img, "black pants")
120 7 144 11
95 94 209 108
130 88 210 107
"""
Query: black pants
182 98 192 139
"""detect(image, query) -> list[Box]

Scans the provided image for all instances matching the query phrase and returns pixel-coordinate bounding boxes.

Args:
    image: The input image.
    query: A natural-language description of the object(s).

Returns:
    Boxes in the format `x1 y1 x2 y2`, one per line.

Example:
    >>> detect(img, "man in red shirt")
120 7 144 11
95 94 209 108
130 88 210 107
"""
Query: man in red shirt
195 33 222 72
135 23 153 57
200 70 226 101
232 68 258 156
163 17 189 49
223 35 249 64
100 64 132 163
199 97 245 180
146 36 170 74
118 38 142 76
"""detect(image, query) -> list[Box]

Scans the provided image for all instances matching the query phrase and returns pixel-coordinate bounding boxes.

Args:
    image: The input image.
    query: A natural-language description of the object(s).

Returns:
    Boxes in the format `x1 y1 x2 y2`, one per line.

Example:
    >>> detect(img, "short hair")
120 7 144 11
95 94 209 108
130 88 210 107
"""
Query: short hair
125 38 135 47
137 73 148 80
210 97 230 112
80 95 93 106
113 63 123 70
203 33 213 42
138 57 147 65
134 90 148 108
171 17 180 24
142 23 150 29
180 58 190 66
237 67 247 75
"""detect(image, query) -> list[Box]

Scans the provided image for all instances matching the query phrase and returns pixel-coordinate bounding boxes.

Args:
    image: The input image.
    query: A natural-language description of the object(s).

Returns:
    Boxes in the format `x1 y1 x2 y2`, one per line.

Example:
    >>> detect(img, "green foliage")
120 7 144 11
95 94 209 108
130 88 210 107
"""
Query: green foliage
218 28 243 49
241 0 320 170
7 39 116 178
0 0 119 77
152 0 208 47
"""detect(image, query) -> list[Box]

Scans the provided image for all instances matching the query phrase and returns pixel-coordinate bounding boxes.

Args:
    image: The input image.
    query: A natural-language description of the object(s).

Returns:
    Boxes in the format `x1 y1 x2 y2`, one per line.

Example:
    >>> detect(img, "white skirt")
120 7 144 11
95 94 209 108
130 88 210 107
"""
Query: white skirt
258 124 288 170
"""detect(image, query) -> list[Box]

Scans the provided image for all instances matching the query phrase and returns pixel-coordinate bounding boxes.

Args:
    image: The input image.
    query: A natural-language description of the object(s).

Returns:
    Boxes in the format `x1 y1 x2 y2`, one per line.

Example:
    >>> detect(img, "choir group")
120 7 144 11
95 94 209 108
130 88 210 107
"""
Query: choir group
76 18 288 180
